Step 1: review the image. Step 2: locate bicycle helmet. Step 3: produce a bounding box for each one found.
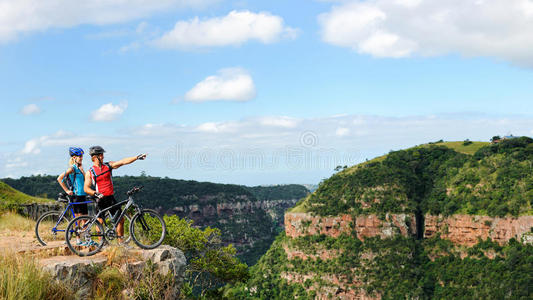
[89,146,105,156]
[69,147,84,157]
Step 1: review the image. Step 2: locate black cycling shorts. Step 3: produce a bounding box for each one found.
[73,195,88,215]
[97,195,121,219]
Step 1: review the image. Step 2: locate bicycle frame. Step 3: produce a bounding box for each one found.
[51,199,93,234]
[87,195,144,232]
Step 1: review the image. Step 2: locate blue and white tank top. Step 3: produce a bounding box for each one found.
[68,164,86,196]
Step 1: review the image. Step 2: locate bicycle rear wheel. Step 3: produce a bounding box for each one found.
[35,211,70,246]
[66,216,105,256]
[130,209,166,249]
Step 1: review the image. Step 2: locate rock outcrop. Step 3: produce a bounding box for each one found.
[424,214,533,246]
[40,245,186,298]
[285,212,417,240]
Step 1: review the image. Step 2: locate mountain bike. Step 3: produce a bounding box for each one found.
[34,193,132,246]
[65,186,166,256]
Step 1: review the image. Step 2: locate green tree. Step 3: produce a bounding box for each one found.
[160,216,249,298]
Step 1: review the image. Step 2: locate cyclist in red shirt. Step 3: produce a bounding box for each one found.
[83,146,146,242]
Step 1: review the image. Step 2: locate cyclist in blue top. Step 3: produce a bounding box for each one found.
[57,147,88,218]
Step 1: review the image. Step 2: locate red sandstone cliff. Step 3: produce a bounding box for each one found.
[285,212,417,240]
[424,214,533,246]
[285,212,533,246]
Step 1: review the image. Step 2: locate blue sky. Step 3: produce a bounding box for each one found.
[1,0,533,185]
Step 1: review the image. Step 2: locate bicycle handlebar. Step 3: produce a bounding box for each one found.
[126,186,144,196]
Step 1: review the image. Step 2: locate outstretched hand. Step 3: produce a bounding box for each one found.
[137,154,147,160]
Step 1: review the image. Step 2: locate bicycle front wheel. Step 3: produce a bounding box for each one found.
[35,211,70,246]
[66,216,105,256]
[130,209,166,249]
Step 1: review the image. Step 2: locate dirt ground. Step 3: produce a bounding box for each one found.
[0,228,66,253]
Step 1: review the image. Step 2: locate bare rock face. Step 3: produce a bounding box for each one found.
[40,245,186,298]
[285,212,417,240]
[286,212,533,247]
[424,214,533,246]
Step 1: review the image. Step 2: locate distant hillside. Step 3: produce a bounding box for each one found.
[245,185,309,201]
[0,181,50,209]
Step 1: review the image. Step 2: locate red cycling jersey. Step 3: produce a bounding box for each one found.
[89,162,114,196]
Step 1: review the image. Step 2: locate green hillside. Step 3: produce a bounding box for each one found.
[293,138,532,217]
[0,181,50,209]
[226,138,533,299]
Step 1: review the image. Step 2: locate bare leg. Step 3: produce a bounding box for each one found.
[74,213,86,227]
[96,217,104,243]
[117,217,124,243]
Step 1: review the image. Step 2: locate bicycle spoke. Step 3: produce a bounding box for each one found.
[66,216,105,256]
[35,211,69,246]
[131,209,166,249]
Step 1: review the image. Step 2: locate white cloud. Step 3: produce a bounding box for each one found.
[91,102,128,122]
[20,130,76,155]
[0,0,217,43]
[185,68,256,102]
[153,10,298,49]
[4,113,533,183]
[336,127,350,137]
[319,0,533,66]
[258,116,299,128]
[119,41,141,53]
[5,157,28,169]
[22,139,41,154]
[196,122,221,133]
[20,104,41,115]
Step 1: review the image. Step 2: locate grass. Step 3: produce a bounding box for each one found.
[288,195,311,213]
[419,141,489,155]
[92,267,126,300]
[0,251,74,300]
[0,181,51,209]
[0,211,34,233]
